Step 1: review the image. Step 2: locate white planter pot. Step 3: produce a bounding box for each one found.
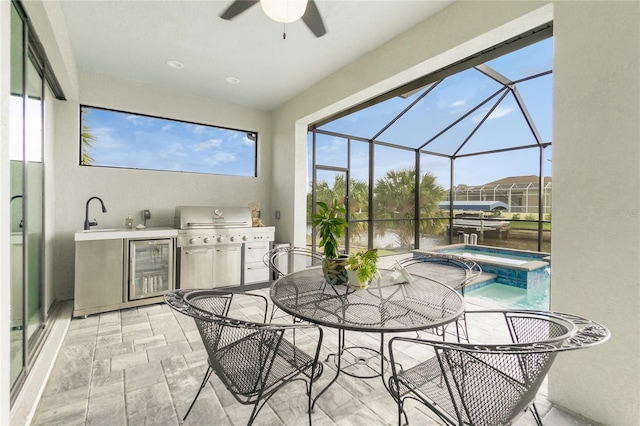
[347,269,369,290]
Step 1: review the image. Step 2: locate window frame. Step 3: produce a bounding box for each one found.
[79,105,259,177]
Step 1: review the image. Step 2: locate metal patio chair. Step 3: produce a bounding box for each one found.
[264,246,324,323]
[165,289,324,425]
[387,309,610,426]
[264,246,324,279]
[399,254,481,341]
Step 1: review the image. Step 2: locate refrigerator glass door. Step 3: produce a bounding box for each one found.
[129,239,174,300]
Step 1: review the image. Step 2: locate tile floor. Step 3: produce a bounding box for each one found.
[31,260,597,426]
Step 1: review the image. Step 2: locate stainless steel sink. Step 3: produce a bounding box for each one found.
[82,228,125,233]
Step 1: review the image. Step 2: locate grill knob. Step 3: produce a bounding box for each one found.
[242,235,249,241]
[217,236,224,243]
[203,237,210,243]
[230,236,236,242]
[189,238,197,244]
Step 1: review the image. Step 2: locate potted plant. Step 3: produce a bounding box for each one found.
[346,249,379,289]
[311,199,349,285]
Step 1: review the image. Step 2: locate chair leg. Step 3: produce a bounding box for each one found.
[397,399,409,426]
[530,403,544,426]
[181,365,213,424]
[456,314,469,343]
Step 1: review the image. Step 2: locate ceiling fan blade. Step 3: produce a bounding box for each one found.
[220,0,259,20]
[302,0,326,37]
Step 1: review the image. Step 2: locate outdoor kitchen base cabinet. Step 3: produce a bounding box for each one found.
[73,228,177,318]
[243,241,271,284]
[178,245,242,289]
[74,239,124,317]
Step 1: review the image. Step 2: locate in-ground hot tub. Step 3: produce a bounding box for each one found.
[414,244,550,290]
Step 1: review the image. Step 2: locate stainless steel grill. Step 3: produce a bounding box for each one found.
[174,206,274,289]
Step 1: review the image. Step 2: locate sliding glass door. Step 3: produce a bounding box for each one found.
[9,1,45,397]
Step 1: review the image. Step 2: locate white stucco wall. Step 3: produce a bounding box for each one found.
[51,71,273,300]
[272,1,639,423]
[550,1,639,422]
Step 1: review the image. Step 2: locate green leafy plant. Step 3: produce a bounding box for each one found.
[311,199,348,259]
[347,249,379,283]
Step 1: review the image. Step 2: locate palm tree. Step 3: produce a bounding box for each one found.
[348,178,368,248]
[81,107,96,165]
[373,168,446,247]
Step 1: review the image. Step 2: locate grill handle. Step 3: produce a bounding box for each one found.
[186,222,250,228]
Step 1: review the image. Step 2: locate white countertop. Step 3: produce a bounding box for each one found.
[74,227,178,242]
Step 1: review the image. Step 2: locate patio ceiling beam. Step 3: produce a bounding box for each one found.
[474,64,513,87]
[451,142,551,159]
[512,86,545,145]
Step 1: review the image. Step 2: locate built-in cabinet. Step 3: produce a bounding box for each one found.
[243,241,271,284]
[73,228,177,317]
[74,239,124,316]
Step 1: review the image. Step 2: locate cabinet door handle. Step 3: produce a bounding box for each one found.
[185,248,212,255]
[216,247,239,253]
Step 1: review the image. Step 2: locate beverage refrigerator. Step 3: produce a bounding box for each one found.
[127,238,174,300]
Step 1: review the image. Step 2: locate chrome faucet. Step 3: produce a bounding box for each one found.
[84,196,108,230]
[11,195,24,228]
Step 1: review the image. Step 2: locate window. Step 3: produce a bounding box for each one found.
[80,106,257,177]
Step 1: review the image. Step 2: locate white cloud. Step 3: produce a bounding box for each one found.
[194,139,222,151]
[450,100,466,108]
[209,152,236,165]
[472,106,513,123]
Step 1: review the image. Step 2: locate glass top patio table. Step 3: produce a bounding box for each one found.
[269,267,465,333]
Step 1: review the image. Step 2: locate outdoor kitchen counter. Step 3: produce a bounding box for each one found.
[74,227,178,242]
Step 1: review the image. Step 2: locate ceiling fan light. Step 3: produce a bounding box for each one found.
[261,0,308,23]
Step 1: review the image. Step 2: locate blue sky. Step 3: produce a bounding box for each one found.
[82,107,256,177]
[311,37,554,189]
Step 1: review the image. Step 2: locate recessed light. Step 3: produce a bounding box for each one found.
[167,60,184,69]
[225,76,240,84]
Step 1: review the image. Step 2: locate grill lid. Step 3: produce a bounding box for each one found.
[174,206,252,229]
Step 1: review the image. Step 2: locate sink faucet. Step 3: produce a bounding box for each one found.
[84,196,108,230]
[11,195,23,228]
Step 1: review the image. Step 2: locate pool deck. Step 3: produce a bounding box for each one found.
[415,244,549,272]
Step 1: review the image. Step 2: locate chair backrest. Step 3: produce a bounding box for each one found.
[400,254,480,293]
[184,291,285,400]
[436,343,557,424]
[389,309,609,426]
[264,246,324,278]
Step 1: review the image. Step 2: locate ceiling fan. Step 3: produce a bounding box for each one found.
[220,0,327,38]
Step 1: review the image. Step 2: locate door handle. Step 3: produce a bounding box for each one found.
[185,248,212,255]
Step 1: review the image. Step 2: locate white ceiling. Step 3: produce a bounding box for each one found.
[58,0,453,111]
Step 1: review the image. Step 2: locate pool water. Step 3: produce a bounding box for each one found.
[466,280,550,310]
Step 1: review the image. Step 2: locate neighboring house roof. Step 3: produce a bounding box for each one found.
[482,175,552,186]
[438,201,509,211]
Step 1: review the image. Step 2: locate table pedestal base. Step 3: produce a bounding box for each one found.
[313,330,389,410]
[328,345,389,379]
